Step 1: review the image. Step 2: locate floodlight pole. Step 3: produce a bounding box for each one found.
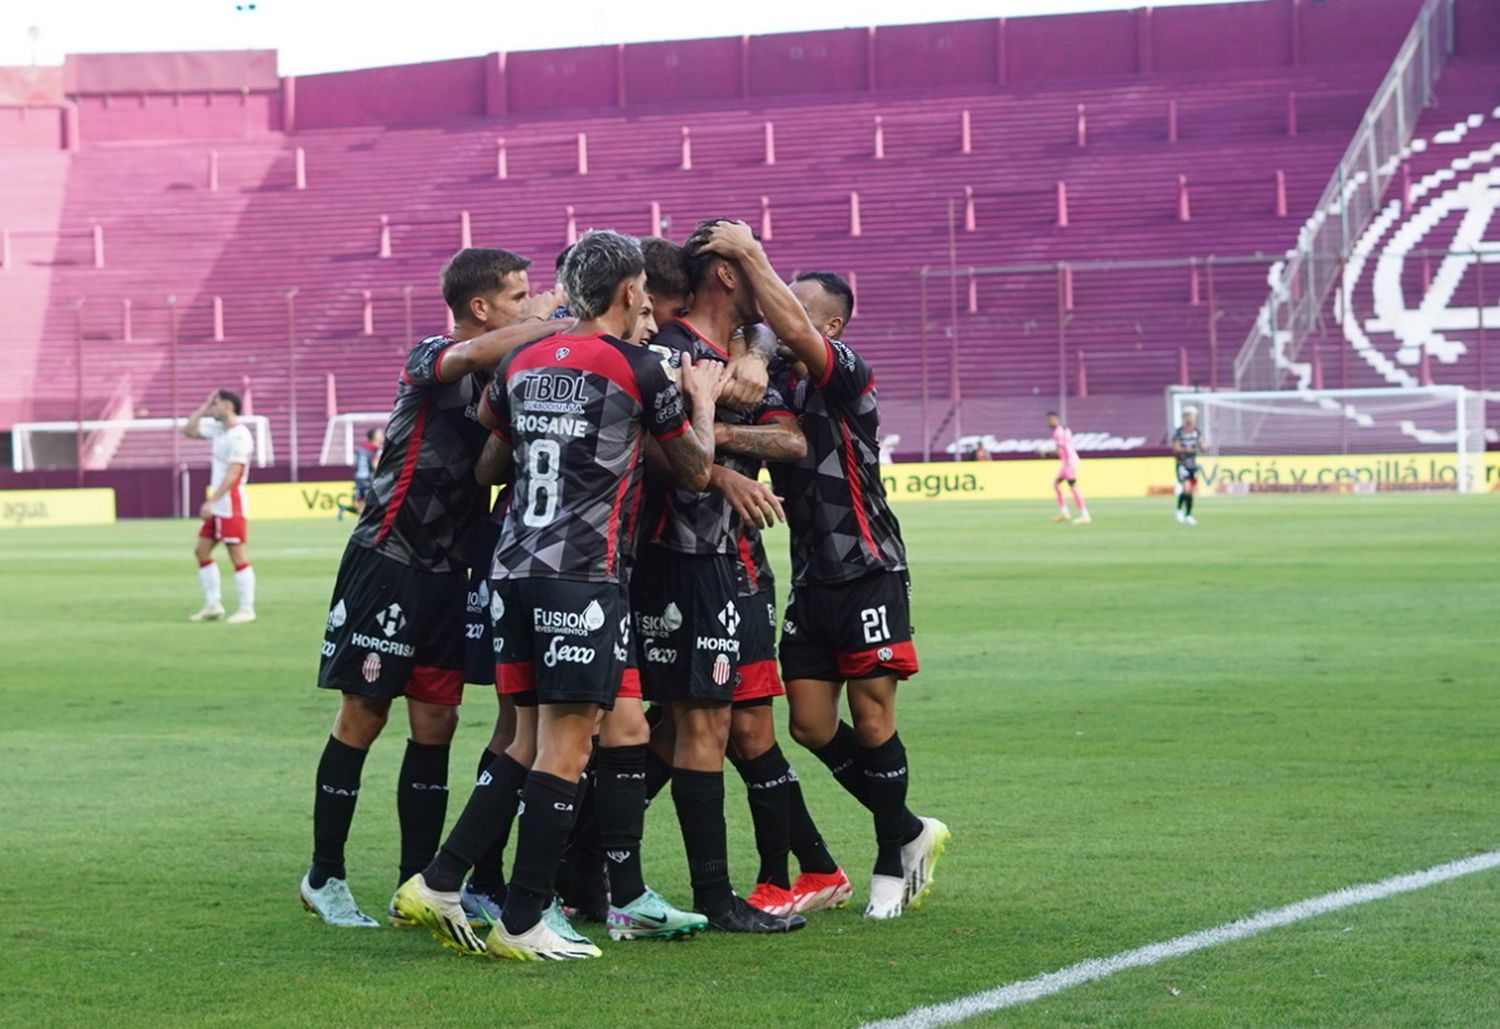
[947,199,963,454]
[168,295,181,496]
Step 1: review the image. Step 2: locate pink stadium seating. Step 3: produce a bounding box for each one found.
[1,0,1494,468]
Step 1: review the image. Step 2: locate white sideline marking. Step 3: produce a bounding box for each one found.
[862,849,1500,1029]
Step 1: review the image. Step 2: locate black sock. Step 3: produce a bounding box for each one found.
[671,768,733,911]
[732,745,793,889]
[396,739,450,886]
[310,735,368,888]
[787,773,839,876]
[500,771,579,935]
[857,733,912,878]
[425,753,527,892]
[1184,492,1195,516]
[1177,491,1186,511]
[558,760,605,896]
[595,744,648,905]
[644,747,673,802]
[812,721,922,842]
[811,721,870,807]
[466,748,506,897]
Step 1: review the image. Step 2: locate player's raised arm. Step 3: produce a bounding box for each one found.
[695,220,829,380]
[656,353,727,491]
[182,390,219,439]
[435,286,567,382]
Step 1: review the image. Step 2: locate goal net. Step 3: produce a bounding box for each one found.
[320,412,391,466]
[1168,387,1487,493]
[11,416,274,472]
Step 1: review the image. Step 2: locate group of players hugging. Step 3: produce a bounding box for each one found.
[298,218,950,962]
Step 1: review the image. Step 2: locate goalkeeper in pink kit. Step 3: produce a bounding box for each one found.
[1045,412,1090,524]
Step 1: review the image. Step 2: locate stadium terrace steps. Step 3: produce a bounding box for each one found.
[10,56,1479,464]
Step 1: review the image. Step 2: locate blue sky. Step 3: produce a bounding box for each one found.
[0,0,1258,77]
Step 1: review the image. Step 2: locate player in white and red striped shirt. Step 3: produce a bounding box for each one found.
[183,389,258,623]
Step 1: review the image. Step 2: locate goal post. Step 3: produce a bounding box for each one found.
[320,412,391,466]
[11,416,275,472]
[1168,387,1487,494]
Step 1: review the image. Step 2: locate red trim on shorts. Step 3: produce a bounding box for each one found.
[496,661,537,695]
[376,398,428,545]
[617,667,642,700]
[836,641,919,681]
[733,659,784,701]
[840,419,881,564]
[736,535,760,592]
[404,665,463,706]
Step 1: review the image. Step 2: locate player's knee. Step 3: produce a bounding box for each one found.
[788,713,834,751]
[333,696,390,748]
[850,708,895,749]
[729,710,774,761]
[409,702,459,744]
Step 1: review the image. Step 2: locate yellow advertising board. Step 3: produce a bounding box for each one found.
[878,453,1500,502]
[244,481,364,519]
[245,452,1500,520]
[0,488,116,528]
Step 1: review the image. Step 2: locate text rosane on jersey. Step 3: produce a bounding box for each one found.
[484,333,689,584]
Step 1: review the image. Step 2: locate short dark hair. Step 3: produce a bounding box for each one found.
[441,248,532,320]
[564,230,645,320]
[792,271,854,325]
[641,237,689,299]
[682,219,758,290]
[216,390,242,415]
[365,427,380,441]
[1046,410,1059,418]
[554,245,574,276]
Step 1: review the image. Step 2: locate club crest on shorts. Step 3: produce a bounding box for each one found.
[361,651,382,683]
[877,646,895,663]
[712,652,733,686]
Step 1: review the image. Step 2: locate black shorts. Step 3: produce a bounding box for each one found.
[779,569,919,684]
[463,571,497,686]
[735,587,783,704]
[1177,460,1199,484]
[318,543,465,706]
[353,477,374,502]
[631,549,741,704]
[494,577,628,707]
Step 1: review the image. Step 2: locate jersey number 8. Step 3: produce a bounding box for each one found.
[522,439,562,528]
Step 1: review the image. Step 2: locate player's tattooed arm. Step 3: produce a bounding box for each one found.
[709,465,785,530]
[475,435,514,486]
[436,287,569,382]
[719,325,775,411]
[715,415,807,463]
[696,221,829,380]
[181,390,218,439]
[658,354,730,491]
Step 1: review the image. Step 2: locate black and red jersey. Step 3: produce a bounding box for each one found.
[350,335,490,574]
[770,338,907,587]
[645,319,792,556]
[483,332,689,584]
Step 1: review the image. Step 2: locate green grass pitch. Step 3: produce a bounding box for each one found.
[2,494,1497,1026]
